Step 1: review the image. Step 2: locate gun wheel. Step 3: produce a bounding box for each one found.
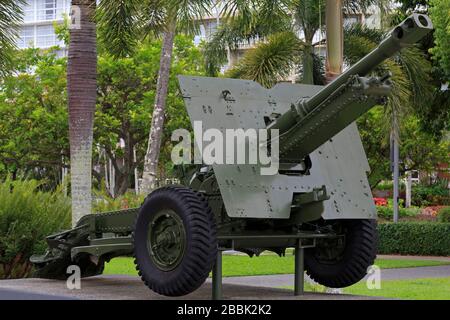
[305,219,377,288]
[133,186,217,297]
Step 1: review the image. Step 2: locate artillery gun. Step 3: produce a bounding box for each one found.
[31,14,433,297]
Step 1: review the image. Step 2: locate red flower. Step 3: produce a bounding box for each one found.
[374,198,388,206]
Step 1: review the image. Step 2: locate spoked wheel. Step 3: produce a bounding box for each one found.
[133,186,217,297]
[304,219,378,288]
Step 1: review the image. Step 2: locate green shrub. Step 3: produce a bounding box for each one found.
[376,206,393,218]
[376,199,421,219]
[0,178,71,278]
[377,222,450,256]
[437,207,450,223]
[93,189,146,213]
[376,181,406,191]
[411,181,450,207]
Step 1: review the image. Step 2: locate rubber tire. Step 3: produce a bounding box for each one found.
[133,186,217,297]
[305,219,378,288]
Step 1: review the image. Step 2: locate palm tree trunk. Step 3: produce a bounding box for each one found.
[302,43,315,84]
[67,0,97,226]
[140,21,177,194]
[323,0,344,294]
[325,0,344,82]
[391,112,400,223]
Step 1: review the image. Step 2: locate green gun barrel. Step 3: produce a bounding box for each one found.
[268,13,433,162]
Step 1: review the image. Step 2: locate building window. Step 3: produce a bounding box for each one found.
[18,26,35,48]
[204,20,218,40]
[37,0,57,21]
[22,2,35,23]
[36,25,57,47]
[344,14,362,27]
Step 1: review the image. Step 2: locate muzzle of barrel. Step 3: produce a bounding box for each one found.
[380,13,433,56]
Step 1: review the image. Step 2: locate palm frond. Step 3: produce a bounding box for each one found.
[220,0,255,27]
[220,0,290,33]
[202,34,228,77]
[203,11,291,76]
[172,0,214,35]
[97,0,142,58]
[396,46,433,110]
[343,0,390,14]
[344,23,433,140]
[293,0,324,40]
[226,31,304,88]
[0,0,24,77]
[139,0,168,37]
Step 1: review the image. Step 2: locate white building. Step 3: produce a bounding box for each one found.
[15,0,381,69]
[17,0,70,50]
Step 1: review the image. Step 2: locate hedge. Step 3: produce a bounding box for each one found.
[0,178,70,279]
[437,207,450,223]
[377,222,450,256]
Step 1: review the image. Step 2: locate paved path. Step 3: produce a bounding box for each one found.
[1,261,448,300]
[377,255,450,262]
[0,288,76,300]
[222,265,450,289]
[0,275,382,300]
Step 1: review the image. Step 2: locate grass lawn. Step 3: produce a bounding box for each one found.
[103,254,450,277]
[343,277,450,300]
[283,277,450,300]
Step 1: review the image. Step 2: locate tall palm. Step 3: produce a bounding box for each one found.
[68,0,98,226]
[98,0,215,194]
[206,0,388,85]
[325,0,343,81]
[325,0,391,80]
[97,0,288,194]
[0,0,24,77]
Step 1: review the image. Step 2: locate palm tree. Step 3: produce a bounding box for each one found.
[0,0,24,77]
[97,0,289,194]
[98,0,215,194]
[206,0,389,85]
[325,0,343,81]
[205,0,326,85]
[324,0,385,81]
[68,0,98,226]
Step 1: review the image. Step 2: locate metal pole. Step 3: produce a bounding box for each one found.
[212,250,222,300]
[133,146,139,195]
[405,170,412,208]
[392,115,400,223]
[294,241,305,296]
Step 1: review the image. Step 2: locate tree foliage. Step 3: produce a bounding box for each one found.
[225,32,304,87]
[358,107,449,188]
[393,0,450,137]
[0,0,24,77]
[94,35,205,195]
[0,36,205,195]
[0,48,68,185]
[97,0,215,59]
[429,0,450,80]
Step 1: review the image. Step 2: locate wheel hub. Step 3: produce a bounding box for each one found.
[147,210,186,271]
